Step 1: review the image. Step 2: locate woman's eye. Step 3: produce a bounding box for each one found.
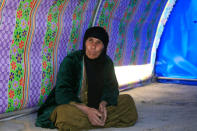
[96,41,102,44]
[88,39,93,42]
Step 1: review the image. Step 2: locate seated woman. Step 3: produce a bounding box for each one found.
[36,26,138,131]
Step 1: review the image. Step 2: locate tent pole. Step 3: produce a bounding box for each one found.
[157,77,197,81]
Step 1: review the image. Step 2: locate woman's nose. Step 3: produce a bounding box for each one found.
[91,42,96,48]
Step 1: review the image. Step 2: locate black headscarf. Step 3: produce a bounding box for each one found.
[83,26,109,109]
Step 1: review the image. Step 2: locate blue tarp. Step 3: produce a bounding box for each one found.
[155,0,197,84]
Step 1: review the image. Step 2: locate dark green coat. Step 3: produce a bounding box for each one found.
[35,50,119,128]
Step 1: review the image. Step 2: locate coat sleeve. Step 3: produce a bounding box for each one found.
[55,55,81,105]
[101,59,119,106]
[35,54,82,128]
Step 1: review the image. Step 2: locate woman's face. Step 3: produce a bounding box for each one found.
[85,37,104,59]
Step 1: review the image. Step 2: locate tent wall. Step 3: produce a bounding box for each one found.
[0,0,168,114]
[155,0,197,84]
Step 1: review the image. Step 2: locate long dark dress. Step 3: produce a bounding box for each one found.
[49,51,138,130]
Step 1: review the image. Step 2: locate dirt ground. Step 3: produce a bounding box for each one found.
[119,82,197,131]
[0,82,197,131]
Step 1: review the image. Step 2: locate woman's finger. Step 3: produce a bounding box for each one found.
[99,104,102,112]
[90,114,104,126]
[88,108,104,126]
[103,107,107,122]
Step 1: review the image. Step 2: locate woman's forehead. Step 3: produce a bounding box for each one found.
[87,37,103,42]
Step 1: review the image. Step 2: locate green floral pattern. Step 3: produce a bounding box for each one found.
[39,0,67,105]
[97,0,119,30]
[7,0,32,112]
[66,0,90,53]
[114,0,137,65]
